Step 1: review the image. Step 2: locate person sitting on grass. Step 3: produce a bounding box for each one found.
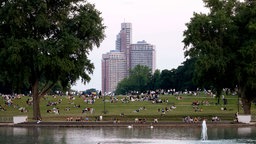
[26,98,32,105]
[160,108,166,116]
[113,117,120,124]
[75,117,82,121]
[183,116,193,123]
[234,112,238,123]
[52,107,59,114]
[211,116,221,122]
[66,117,73,121]
[221,107,227,111]
[193,117,199,123]
[5,99,12,107]
[170,105,176,110]
[65,107,70,111]
[165,107,169,111]
[18,107,28,113]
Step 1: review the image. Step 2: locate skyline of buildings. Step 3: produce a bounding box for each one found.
[102,22,156,94]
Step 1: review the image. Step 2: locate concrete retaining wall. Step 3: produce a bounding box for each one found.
[13,116,28,124]
[237,115,251,124]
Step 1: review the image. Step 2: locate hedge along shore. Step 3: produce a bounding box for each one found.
[0,121,256,127]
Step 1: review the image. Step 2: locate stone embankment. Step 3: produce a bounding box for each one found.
[0,121,255,127]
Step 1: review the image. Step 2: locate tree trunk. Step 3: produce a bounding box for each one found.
[239,86,252,115]
[32,79,42,120]
[241,97,251,114]
[216,88,222,105]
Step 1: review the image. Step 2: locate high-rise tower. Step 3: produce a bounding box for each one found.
[102,22,156,94]
[102,23,132,94]
[116,23,132,52]
[116,23,132,73]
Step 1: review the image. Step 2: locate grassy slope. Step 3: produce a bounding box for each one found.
[0,93,255,122]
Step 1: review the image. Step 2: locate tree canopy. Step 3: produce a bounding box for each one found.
[183,0,256,114]
[0,0,105,119]
[115,63,197,95]
[115,65,152,95]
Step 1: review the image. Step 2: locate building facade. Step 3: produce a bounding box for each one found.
[102,51,127,94]
[102,22,156,94]
[129,40,156,73]
[116,23,132,52]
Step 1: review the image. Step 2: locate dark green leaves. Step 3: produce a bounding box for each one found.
[0,0,105,92]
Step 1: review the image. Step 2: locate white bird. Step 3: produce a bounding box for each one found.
[37,120,41,124]
[150,125,154,129]
[128,125,133,128]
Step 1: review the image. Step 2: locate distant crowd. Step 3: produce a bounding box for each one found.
[0,88,238,123]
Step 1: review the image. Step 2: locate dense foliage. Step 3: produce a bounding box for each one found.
[0,0,105,119]
[183,0,256,114]
[115,62,197,95]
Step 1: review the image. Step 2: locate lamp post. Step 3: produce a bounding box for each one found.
[103,58,107,114]
[103,94,106,114]
[237,93,239,113]
[236,85,239,113]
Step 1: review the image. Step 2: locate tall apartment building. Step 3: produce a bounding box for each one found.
[116,23,132,73]
[116,23,132,52]
[102,51,127,94]
[102,22,156,94]
[102,23,132,94]
[129,40,156,72]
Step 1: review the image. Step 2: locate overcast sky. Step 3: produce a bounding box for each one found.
[72,0,208,91]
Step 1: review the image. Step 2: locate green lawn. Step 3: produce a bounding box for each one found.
[0,93,255,122]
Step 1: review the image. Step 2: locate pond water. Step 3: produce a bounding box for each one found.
[0,126,256,144]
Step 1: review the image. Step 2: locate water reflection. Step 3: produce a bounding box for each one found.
[0,126,256,144]
[238,127,251,136]
[13,127,27,136]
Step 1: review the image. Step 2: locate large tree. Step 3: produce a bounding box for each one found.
[183,0,256,114]
[159,69,175,91]
[175,58,197,91]
[0,0,105,120]
[115,65,152,94]
[129,65,152,93]
[149,69,161,90]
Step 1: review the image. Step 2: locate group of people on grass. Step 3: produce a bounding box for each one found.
[158,105,177,116]
[1,94,29,113]
[0,90,231,123]
[183,116,221,123]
